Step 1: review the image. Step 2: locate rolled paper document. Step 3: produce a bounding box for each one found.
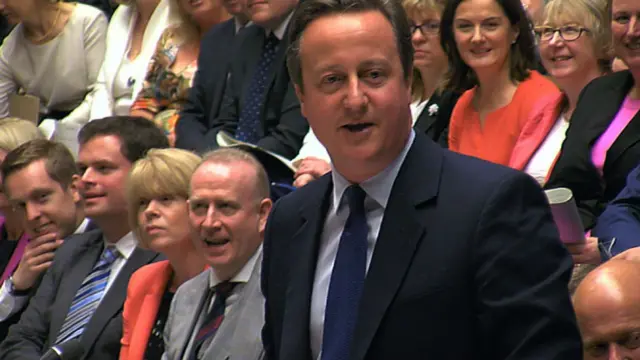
[544,188,586,243]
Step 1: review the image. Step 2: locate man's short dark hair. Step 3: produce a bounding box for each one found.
[1,139,79,194]
[286,0,413,91]
[78,116,170,164]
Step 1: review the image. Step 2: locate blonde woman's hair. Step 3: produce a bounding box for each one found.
[0,118,45,153]
[402,0,448,102]
[541,0,613,72]
[168,0,230,44]
[127,148,202,247]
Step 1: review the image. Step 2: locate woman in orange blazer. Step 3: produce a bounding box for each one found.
[508,0,611,185]
[120,148,206,360]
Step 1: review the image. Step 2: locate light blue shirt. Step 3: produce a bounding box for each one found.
[309,130,416,359]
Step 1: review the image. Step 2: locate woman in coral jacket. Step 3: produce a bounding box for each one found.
[442,0,560,166]
[120,148,205,360]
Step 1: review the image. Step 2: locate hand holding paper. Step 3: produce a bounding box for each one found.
[544,188,586,244]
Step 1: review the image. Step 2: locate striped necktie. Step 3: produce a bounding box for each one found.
[190,281,237,360]
[55,246,119,345]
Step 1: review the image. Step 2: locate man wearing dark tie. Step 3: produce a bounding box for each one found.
[178,0,308,159]
[175,0,251,152]
[261,1,582,359]
[162,148,271,360]
[0,116,169,360]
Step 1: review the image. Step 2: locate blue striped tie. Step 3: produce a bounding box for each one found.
[55,246,119,344]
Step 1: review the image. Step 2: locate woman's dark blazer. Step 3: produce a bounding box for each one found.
[546,70,640,230]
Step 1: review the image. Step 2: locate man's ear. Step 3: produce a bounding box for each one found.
[258,198,273,235]
[69,174,82,203]
[294,83,306,118]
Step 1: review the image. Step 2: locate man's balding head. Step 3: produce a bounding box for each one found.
[574,260,640,359]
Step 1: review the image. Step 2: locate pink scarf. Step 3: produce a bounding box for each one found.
[0,216,30,284]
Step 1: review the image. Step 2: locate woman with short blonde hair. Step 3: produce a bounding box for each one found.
[0,118,44,153]
[121,148,205,360]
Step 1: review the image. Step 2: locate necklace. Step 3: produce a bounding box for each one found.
[26,5,63,44]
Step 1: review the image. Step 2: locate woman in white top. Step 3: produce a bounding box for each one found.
[61,0,178,126]
[0,0,107,120]
[508,0,612,185]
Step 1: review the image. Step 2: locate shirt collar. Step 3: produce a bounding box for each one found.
[235,18,251,34]
[331,130,416,211]
[104,231,137,260]
[266,9,294,41]
[74,218,90,234]
[208,245,262,289]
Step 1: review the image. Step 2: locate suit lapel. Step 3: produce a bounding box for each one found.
[49,232,104,345]
[281,176,332,360]
[80,247,159,351]
[179,272,214,360]
[603,74,640,173]
[240,27,266,106]
[350,135,443,360]
[413,94,440,135]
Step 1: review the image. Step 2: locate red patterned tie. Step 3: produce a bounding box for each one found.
[190,281,236,360]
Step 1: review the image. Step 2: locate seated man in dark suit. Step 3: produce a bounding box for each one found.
[163,148,271,360]
[584,164,640,261]
[261,1,582,359]
[0,139,93,340]
[0,117,169,360]
[175,0,250,152]
[176,0,308,159]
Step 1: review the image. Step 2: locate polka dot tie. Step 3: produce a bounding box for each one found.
[235,33,280,144]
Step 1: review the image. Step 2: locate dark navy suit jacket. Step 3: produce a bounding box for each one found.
[593,163,640,257]
[262,133,582,360]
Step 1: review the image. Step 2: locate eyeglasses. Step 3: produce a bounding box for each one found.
[534,25,590,42]
[410,20,441,36]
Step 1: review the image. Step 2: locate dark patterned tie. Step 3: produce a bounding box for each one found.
[190,281,237,360]
[235,33,280,144]
[55,246,119,344]
[321,185,369,360]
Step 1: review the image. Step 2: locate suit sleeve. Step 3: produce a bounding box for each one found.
[545,78,609,230]
[261,198,283,360]
[592,164,640,256]
[473,172,582,359]
[174,45,216,152]
[255,80,308,159]
[0,258,62,359]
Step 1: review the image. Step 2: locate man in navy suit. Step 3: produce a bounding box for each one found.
[261,1,582,359]
[176,0,251,152]
[0,140,93,340]
[589,164,640,260]
[0,117,168,360]
[176,0,307,159]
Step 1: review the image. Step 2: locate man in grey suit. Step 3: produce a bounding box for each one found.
[162,148,272,360]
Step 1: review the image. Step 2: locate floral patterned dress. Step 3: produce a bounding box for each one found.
[131,27,197,140]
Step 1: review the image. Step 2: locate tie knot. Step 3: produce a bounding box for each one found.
[215,281,237,299]
[344,185,366,214]
[100,246,119,267]
[265,33,280,49]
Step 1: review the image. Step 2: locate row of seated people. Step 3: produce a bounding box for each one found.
[1,0,640,358]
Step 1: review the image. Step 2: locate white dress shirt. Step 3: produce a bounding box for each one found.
[104,231,137,294]
[0,218,91,321]
[309,131,416,359]
[524,114,569,186]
